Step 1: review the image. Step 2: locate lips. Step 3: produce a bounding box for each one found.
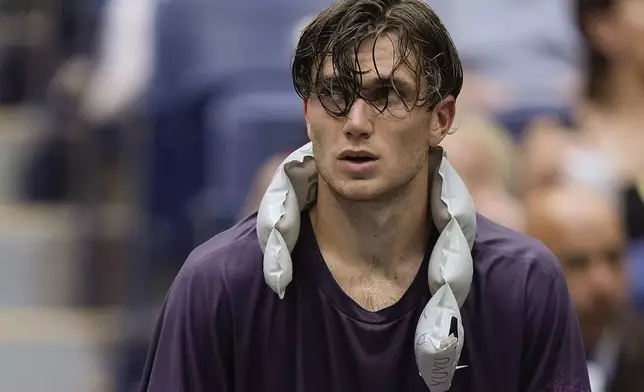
[338,150,378,163]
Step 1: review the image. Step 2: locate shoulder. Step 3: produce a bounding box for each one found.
[473,213,562,284]
[171,214,266,302]
[473,219,590,391]
[471,214,567,315]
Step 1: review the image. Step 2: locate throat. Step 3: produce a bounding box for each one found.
[324,252,425,312]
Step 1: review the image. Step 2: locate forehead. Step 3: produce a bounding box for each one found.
[319,34,417,82]
[547,199,623,254]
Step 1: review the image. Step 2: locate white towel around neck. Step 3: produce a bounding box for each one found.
[256,142,476,391]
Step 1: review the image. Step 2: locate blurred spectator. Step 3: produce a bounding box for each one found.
[20,0,142,202]
[525,184,644,392]
[519,117,621,201]
[574,0,644,242]
[438,111,525,231]
[80,0,154,124]
[0,0,104,105]
[21,56,95,201]
[521,0,644,243]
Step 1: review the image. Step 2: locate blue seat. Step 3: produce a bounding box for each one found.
[146,0,330,235]
[202,69,300,196]
[151,0,331,111]
[495,105,574,139]
[207,88,308,223]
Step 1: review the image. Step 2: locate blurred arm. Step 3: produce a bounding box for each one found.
[81,0,155,123]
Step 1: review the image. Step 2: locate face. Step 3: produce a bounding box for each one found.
[546,203,628,345]
[593,0,644,69]
[617,0,644,67]
[303,34,455,201]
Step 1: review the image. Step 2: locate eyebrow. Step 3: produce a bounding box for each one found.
[315,74,416,92]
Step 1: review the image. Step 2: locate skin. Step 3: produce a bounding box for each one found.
[525,185,629,351]
[303,34,456,312]
[582,0,644,118]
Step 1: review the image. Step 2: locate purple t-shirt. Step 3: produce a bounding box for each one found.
[140,212,591,392]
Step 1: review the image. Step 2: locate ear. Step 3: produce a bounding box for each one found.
[304,100,313,140]
[429,96,456,146]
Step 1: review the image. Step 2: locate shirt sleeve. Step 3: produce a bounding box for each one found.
[140,257,234,392]
[519,248,592,392]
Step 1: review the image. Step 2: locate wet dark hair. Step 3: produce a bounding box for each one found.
[575,0,615,103]
[292,0,463,117]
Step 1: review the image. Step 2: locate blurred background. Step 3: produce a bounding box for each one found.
[0,0,643,391]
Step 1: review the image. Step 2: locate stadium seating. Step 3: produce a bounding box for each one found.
[495,105,574,138]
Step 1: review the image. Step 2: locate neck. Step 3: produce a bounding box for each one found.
[579,64,644,126]
[310,164,431,270]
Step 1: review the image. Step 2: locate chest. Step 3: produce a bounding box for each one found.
[323,257,421,312]
[230,285,521,392]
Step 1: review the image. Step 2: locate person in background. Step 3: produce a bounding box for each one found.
[526,184,644,392]
[574,0,644,243]
[519,0,644,312]
[80,0,155,124]
[521,0,644,242]
[440,112,525,231]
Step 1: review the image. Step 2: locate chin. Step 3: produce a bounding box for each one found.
[329,179,394,201]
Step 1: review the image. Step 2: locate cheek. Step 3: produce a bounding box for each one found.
[384,133,429,177]
[565,278,589,308]
[620,7,644,57]
[309,127,333,167]
[396,120,431,160]
[622,4,644,30]
[614,267,629,298]
[310,132,324,157]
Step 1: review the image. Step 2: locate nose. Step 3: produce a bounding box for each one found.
[342,98,374,139]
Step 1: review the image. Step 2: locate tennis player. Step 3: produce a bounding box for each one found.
[140,1,591,391]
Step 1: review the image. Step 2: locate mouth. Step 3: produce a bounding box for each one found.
[342,156,377,163]
[338,151,378,163]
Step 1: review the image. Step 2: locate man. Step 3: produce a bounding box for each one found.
[140,1,591,391]
[525,185,644,392]
[520,0,644,241]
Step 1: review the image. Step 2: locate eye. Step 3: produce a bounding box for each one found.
[363,85,401,103]
[380,86,401,103]
[315,87,350,116]
[317,87,346,104]
[604,248,623,267]
[562,254,589,272]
